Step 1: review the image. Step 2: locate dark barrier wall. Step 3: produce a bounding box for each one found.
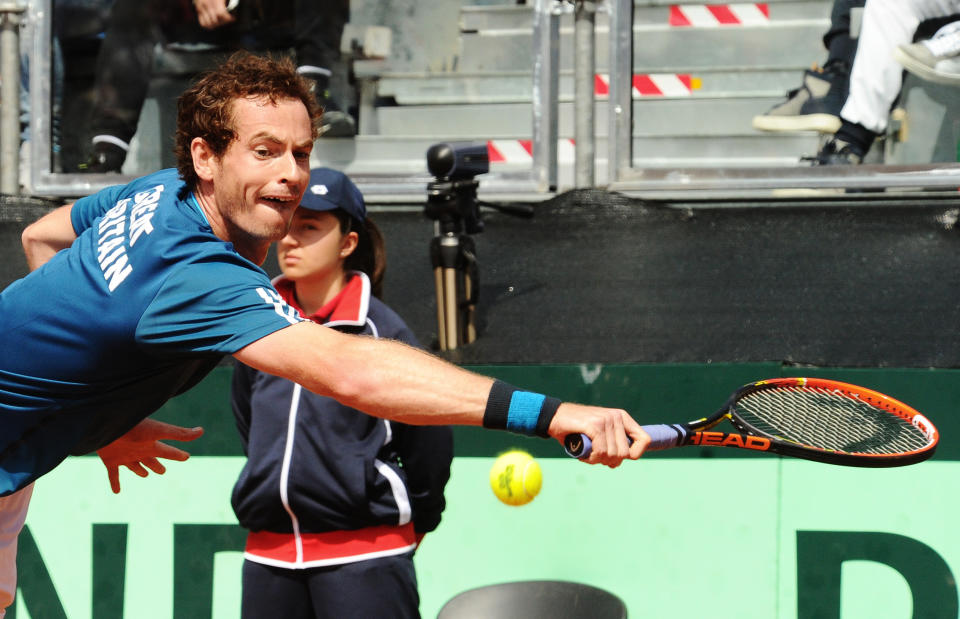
[4,191,960,366]
[375,191,960,367]
[0,197,55,291]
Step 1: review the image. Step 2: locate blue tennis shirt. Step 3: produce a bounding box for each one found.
[0,169,303,495]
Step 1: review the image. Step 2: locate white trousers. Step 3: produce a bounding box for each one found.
[0,484,33,618]
[842,0,960,132]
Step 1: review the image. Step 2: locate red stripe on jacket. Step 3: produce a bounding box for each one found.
[245,522,418,568]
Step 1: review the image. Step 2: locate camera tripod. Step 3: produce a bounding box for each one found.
[426,176,482,351]
[424,142,533,351]
[426,177,533,351]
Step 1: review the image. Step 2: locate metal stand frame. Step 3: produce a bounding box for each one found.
[431,224,478,351]
[0,1,24,195]
[532,0,632,188]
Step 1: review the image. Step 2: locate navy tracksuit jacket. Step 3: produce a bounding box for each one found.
[231,272,453,568]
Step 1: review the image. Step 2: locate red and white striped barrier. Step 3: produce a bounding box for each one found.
[595,73,699,97]
[669,3,769,27]
[487,140,576,165]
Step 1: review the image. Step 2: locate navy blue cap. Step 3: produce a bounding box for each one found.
[300,167,366,223]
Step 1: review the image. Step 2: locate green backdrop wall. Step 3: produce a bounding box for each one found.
[10,362,960,618]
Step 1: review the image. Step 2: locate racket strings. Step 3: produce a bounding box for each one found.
[732,386,929,455]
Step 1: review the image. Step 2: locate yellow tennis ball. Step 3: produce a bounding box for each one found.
[490,449,542,506]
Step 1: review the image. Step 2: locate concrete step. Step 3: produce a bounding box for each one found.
[312,134,818,172]
[326,133,822,199]
[371,97,797,138]
[377,68,803,104]
[456,20,827,72]
[459,0,832,32]
[311,135,820,178]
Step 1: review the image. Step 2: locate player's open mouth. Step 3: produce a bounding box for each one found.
[261,196,298,212]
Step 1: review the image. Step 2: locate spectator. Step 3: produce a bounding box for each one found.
[1,51,645,616]
[79,0,354,174]
[753,0,864,134]
[231,167,452,619]
[810,0,960,165]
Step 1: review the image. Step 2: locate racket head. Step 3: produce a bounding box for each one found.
[723,378,938,467]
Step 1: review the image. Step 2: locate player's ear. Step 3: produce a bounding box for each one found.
[191,137,216,182]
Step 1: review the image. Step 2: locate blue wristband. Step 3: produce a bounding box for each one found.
[483,380,562,438]
[505,391,544,434]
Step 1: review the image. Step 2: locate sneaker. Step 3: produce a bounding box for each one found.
[319,110,357,137]
[894,21,960,86]
[752,62,848,133]
[78,141,126,173]
[298,69,358,138]
[805,137,862,166]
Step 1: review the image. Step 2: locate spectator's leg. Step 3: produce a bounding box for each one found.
[752,0,863,134]
[304,553,421,619]
[294,0,356,137]
[823,0,865,68]
[240,560,312,619]
[840,0,926,136]
[816,0,960,164]
[293,0,349,82]
[80,0,168,172]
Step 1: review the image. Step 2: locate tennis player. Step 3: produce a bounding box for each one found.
[0,51,647,615]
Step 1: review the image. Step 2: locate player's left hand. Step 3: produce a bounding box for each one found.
[96,419,204,493]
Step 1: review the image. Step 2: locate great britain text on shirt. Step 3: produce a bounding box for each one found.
[95,184,164,292]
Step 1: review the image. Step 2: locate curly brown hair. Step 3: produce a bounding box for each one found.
[174,51,322,190]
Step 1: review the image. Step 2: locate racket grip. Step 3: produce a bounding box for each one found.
[563,434,593,458]
[563,424,684,458]
[642,424,685,450]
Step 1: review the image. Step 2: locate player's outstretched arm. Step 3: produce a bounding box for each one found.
[235,322,646,467]
[96,419,204,494]
[21,203,77,271]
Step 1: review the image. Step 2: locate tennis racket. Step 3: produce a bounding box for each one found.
[564,377,938,467]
